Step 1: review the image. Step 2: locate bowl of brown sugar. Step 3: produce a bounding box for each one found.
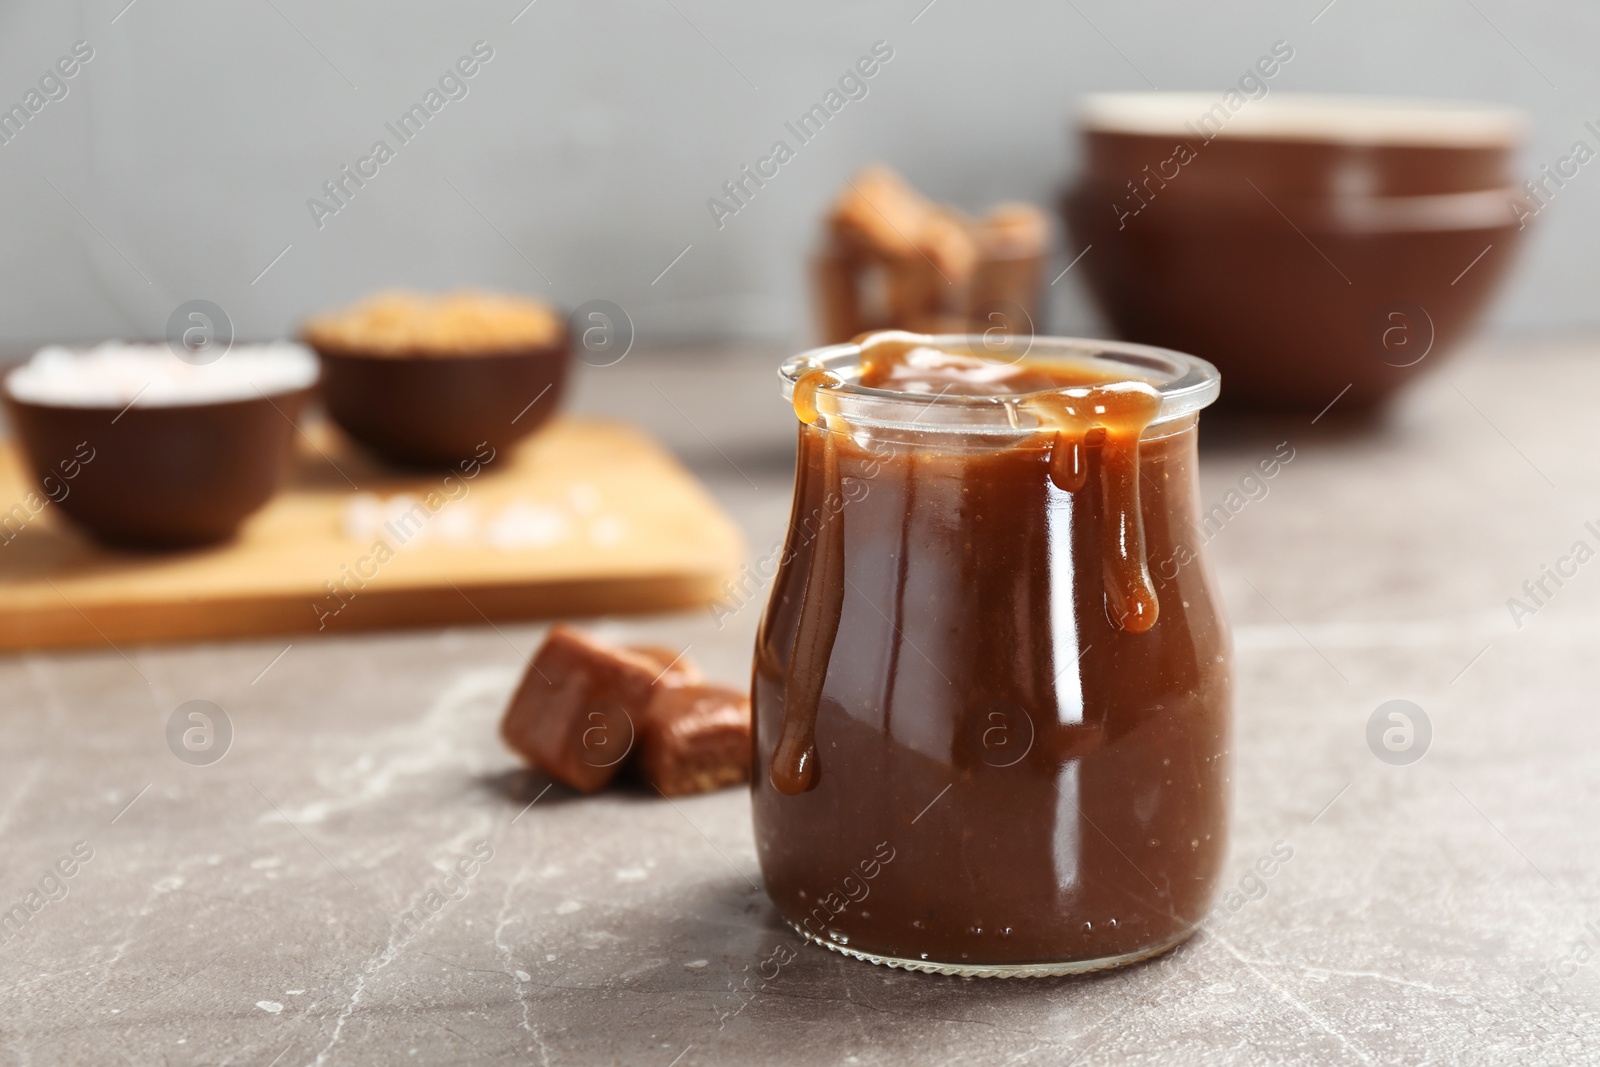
[302,290,570,467]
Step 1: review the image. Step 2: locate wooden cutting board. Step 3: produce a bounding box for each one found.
[0,417,744,651]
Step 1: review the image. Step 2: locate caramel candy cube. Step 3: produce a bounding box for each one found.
[500,625,662,793]
[917,206,979,286]
[637,685,752,797]
[974,202,1051,261]
[828,165,933,261]
[627,645,702,686]
[820,165,981,339]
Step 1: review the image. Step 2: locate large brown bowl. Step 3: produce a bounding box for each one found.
[3,386,313,549]
[1064,93,1529,412]
[310,338,570,467]
[1063,183,1524,412]
[1078,93,1524,198]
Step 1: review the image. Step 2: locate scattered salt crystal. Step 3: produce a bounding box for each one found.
[433,504,479,543]
[487,502,569,549]
[589,516,626,547]
[342,493,618,552]
[343,494,385,541]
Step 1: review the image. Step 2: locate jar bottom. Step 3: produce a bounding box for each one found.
[787,920,1197,978]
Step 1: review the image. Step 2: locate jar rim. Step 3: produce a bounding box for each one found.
[778,334,1221,435]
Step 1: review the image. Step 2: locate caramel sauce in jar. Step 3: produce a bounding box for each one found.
[754,332,1231,975]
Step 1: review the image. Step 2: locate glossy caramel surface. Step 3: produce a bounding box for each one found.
[756,335,1231,967]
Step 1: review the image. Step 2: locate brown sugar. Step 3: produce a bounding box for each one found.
[303,290,563,357]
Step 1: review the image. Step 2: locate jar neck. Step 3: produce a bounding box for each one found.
[804,410,1199,452]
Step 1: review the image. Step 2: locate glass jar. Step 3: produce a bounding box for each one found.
[751,334,1230,977]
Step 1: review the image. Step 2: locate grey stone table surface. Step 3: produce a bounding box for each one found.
[4,338,1600,1066]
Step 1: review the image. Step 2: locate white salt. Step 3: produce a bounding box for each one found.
[5,341,318,408]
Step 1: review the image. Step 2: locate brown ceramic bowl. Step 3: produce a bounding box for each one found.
[1078,93,1524,198]
[310,338,571,467]
[3,351,315,549]
[1064,93,1529,412]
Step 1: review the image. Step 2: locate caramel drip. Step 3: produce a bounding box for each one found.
[771,426,846,795]
[1096,426,1159,631]
[770,343,920,792]
[1025,384,1162,633]
[792,367,840,426]
[772,364,851,792]
[1047,427,1098,494]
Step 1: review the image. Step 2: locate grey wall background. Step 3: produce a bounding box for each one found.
[0,0,1595,349]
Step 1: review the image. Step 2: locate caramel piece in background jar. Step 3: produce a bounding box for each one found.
[821,166,952,339]
[816,166,1044,342]
[827,165,936,261]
